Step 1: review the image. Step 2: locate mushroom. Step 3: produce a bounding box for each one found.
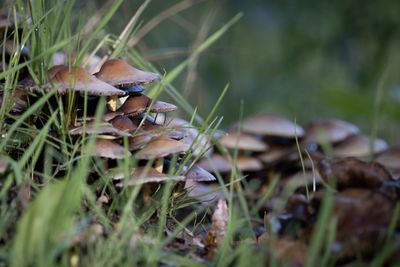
[197,154,263,173]
[303,118,360,145]
[109,115,137,133]
[117,94,177,116]
[69,122,132,139]
[112,167,185,186]
[134,137,190,173]
[184,164,216,182]
[197,154,232,174]
[317,158,392,190]
[167,118,213,157]
[333,135,388,158]
[235,156,263,172]
[89,139,131,159]
[49,66,125,96]
[219,132,268,152]
[258,146,294,165]
[311,188,395,260]
[374,146,400,178]
[241,114,305,138]
[95,59,159,111]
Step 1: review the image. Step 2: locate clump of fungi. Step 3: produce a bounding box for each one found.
[197,114,400,265]
[1,34,216,202]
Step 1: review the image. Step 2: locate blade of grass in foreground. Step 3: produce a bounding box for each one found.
[306,189,334,267]
[11,177,83,267]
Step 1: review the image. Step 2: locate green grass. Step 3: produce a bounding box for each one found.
[0,1,399,267]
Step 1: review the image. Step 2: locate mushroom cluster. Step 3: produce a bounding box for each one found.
[8,56,216,190]
[196,114,400,264]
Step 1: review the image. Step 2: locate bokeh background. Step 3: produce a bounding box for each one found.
[24,0,400,142]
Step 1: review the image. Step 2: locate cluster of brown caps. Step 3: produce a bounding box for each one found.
[1,9,215,189]
[9,57,217,186]
[197,114,400,264]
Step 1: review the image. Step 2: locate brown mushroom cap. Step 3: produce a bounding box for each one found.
[184,165,216,182]
[375,146,400,170]
[197,154,232,173]
[317,158,392,190]
[127,122,184,150]
[375,146,400,178]
[113,167,185,186]
[316,188,395,259]
[283,171,322,192]
[49,66,125,96]
[128,134,157,150]
[117,94,177,116]
[109,115,137,133]
[258,146,293,164]
[333,135,388,158]
[76,112,124,125]
[96,59,159,87]
[219,132,268,152]
[134,137,190,160]
[304,118,360,144]
[167,118,213,157]
[69,122,132,138]
[236,156,263,172]
[89,139,131,159]
[47,65,66,79]
[242,114,305,138]
[197,154,262,173]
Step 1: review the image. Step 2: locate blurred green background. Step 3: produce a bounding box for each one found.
[121,0,400,143]
[13,0,400,142]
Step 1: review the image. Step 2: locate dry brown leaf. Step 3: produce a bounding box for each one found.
[205,199,228,248]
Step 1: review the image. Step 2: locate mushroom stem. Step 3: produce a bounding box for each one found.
[154,158,164,173]
[107,96,118,111]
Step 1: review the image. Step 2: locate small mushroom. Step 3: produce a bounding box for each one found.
[134,137,190,160]
[128,134,157,151]
[235,156,263,172]
[317,158,392,190]
[258,146,293,164]
[197,154,232,174]
[95,59,159,111]
[311,188,395,260]
[375,146,400,178]
[50,66,125,96]
[241,114,305,138]
[304,118,360,145]
[198,154,262,173]
[184,165,216,182]
[96,59,159,87]
[117,94,177,116]
[333,135,388,158]
[112,167,185,186]
[69,122,132,138]
[109,115,137,133]
[167,118,213,157]
[89,139,131,159]
[219,132,268,152]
